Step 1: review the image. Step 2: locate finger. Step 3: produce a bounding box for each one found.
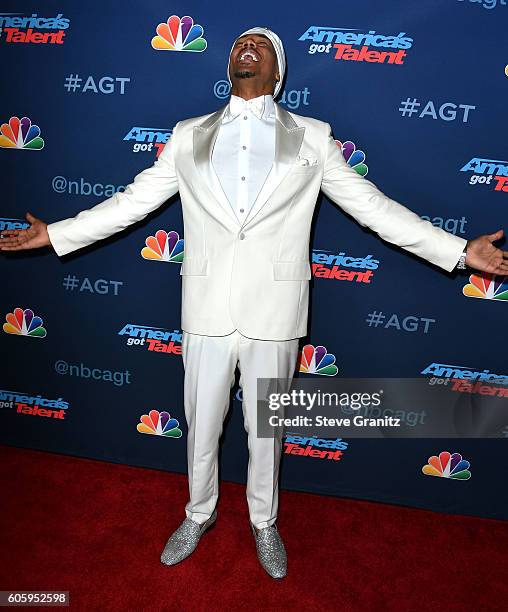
[0,236,27,246]
[0,230,21,237]
[487,229,504,242]
[25,212,37,223]
[0,243,31,251]
[492,252,508,264]
[0,232,25,241]
[492,261,508,273]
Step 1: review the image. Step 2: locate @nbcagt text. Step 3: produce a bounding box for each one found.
[267,389,402,427]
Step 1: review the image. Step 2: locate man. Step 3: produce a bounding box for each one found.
[1,26,507,580]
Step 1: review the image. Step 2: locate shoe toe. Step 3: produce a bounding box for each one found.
[160,541,192,565]
[254,527,287,579]
[160,520,201,566]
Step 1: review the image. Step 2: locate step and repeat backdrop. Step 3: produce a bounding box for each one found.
[2,1,507,520]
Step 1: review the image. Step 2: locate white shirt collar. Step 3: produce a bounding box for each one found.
[224,94,276,123]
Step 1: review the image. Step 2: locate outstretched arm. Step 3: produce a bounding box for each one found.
[1,123,181,256]
[320,124,507,274]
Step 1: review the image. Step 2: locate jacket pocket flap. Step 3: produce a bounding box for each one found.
[273,260,311,280]
[180,256,208,276]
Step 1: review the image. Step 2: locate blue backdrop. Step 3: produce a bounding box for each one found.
[2,1,507,520]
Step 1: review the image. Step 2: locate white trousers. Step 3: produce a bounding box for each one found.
[181,329,300,529]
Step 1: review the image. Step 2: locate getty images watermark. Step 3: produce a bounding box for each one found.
[256,377,508,438]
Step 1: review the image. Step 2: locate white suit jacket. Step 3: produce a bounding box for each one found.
[47,103,467,340]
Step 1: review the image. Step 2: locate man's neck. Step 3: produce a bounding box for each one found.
[231,84,274,101]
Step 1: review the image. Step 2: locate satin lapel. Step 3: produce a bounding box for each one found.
[193,105,241,227]
[241,104,305,229]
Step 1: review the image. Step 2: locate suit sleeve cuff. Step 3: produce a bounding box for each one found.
[47,219,79,257]
[442,233,468,272]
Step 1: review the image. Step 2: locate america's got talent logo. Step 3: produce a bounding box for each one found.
[299,26,413,65]
[0,12,70,45]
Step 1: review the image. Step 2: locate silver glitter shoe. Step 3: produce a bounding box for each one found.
[251,523,287,579]
[160,510,217,566]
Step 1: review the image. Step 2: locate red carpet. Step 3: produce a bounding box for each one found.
[1,445,507,611]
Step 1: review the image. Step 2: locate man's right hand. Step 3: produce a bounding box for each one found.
[0,212,51,251]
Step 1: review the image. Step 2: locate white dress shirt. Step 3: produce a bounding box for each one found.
[211,94,276,223]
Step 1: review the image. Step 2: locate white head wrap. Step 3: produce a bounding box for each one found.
[227,27,286,98]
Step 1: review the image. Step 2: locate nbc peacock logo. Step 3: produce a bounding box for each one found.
[463,272,508,302]
[137,410,182,438]
[141,230,184,263]
[3,307,47,338]
[0,116,44,150]
[422,451,471,480]
[336,140,368,176]
[151,15,207,52]
[298,344,338,376]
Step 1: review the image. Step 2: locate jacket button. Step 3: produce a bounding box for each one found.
[239,232,245,240]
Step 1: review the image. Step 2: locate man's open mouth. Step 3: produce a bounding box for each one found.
[237,49,261,64]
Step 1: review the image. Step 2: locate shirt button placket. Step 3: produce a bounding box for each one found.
[239,111,249,219]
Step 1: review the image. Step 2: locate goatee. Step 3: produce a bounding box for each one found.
[233,70,256,79]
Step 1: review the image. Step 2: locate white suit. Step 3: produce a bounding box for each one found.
[47,102,467,528]
[47,103,467,340]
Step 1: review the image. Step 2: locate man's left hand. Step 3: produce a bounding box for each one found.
[465,229,508,275]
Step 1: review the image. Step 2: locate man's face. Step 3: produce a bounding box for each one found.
[229,34,279,90]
